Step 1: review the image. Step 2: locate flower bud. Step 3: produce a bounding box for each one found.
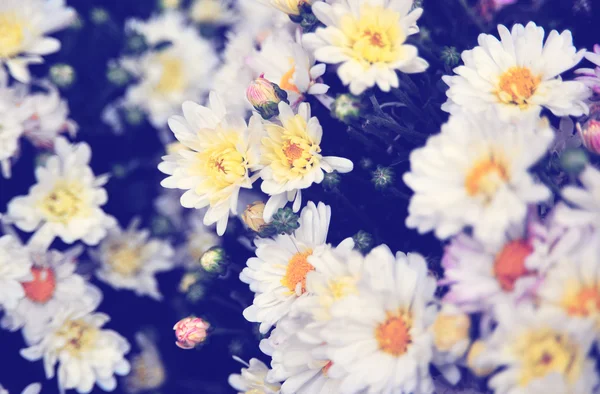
[271,207,300,235]
[560,148,588,175]
[49,64,75,88]
[173,317,210,349]
[246,76,289,119]
[160,0,181,9]
[199,246,228,274]
[90,7,109,24]
[352,230,373,253]
[431,307,471,354]
[440,46,460,67]
[331,94,362,124]
[372,166,395,190]
[242,202,268,232]
[467,340,494,376]
[322,171,341,191]
[578,119,600,155]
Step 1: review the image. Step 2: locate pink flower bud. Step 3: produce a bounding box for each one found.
[246,75,289,119]
[173,317,210,349]
[578,118,600,155]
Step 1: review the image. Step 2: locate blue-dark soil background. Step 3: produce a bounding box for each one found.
[0,0,597,393]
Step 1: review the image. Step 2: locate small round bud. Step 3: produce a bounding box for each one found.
[359,157,373,170]
[49,64,75,88]
[440,46,460,67]
[173,317,210,349]
[107,62,130,86]
[246,76,289,119]
[331,94,362,124]
[150,215,171,236]
[90,8,110,24]
[467,340,494,377]
[271,207,300,235]
[578,119,600,155]
[372,166,395,189]
[242,202,268,233]
[160,0,181,9]
[199,246,228,274]
[125,107,144,126]
[179,272,199,293]
[322,171,341,191]
[560,148,588,175]
[127,34,147,53]
[431,307,471,355]
[352,231,373,253]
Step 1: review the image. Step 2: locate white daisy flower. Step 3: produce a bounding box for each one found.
[0,383,41,394]
[248,30,329,106]
[1,242,102,346]
[121,12,218,128]
[5,137,116,249]
[403,110,553,246]
[240,201,332,334]
[260,316,340,394]
[0,0,75,83]
[302,0,428,95]
[158,92,263,235]
[123,332,166,394]
[90,220,174,300]
[259,101,353,221]
[189,0,237,26]
[228,357,281,394]
[472,303,598,394]
[0,235,33,311]
[442,22,590,120]
[318,244,437,393]
[20,302,131,394]
[555,165,600,228]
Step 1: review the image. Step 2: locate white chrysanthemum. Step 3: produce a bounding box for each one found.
[403,110,553,246]
[1,243,102,345]
[555,165,600,228]
[260,316,340,394]
[228,357,281,394]
[240,201,332,333]
[121,12,218,128]
[158,92,262,235]
[90,220,174,300]
[0,235,32,311]
[189,0,236,25]
[472,303,598,394]
[0,383,41,394]
[20,303,131,394]
[318,244,437,393]
[249,30,329,105]
[5,137,116,248]
[123,332,166,394]
[303,0,428,95]
[259,102,353,221]
[0,0,74,83]
[442,22,590,120]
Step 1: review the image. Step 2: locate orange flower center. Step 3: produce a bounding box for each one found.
[22,267,57,303]
[497,66,541,107]
[565,287,600,317]
[281,250,314,293]
[375,312,412,356]
[364,30,385,47]
[493,239,533,292]
[282,142,304,165]
[465,154,509,198]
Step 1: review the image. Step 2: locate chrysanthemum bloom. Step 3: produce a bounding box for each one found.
[257,0,313,16]
[259,102,353,220]
[472,303,597,393]
[575,44,600,96]
[404,110,553,246]
[20,303,131,393]
[240,202,332,333]
[248,31,329,106]
[578,116,600,155]
[303,0,428,95]
[5,137,116,248]
[1,242,102,345]
[121,12,218,128]
[158,92,263,235]
[555,165,600,228]
[0,0,74,83]
[90,220,174,300]
[442,22,590,120]
[319,245,437,393]
[123,332,166,394]
[228,357,281,394]
[173,317,210,349]
[0,235,33,311]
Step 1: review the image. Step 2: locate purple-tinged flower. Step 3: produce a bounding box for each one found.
[575,44,600,96]
[173,317,210,349]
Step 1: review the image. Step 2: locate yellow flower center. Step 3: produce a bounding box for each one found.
[107,244,143,276]
[280,58,301,94]
[22,267,56,304]
[465,153,509,199]
[0,14,26,58]
[38,181,88,224]
[563,286,600,319]
[281,250,314,294]
[55,319,99,356]
[375,311,412,356]
[191,0,224,22]
[493,239,533,292]
[432,312,470,352]
[517,329,582,387]
[155,54,185,94]
[340,5,406,64]
[262,115,321,183]
[329,276,359,300]
[496,67,541,107]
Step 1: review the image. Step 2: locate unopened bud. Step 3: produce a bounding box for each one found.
[440,46,460,67]
[200,246,228,274]
[560,148,588,175]
[173,316,210,349]
[578,119,600,155]
[49,64,75,88]
[372,166,395,190]
[331,94,361,124]
[352,231,373,253]
[246,76,289,119]
[322,171,341,191]
[242,202,268,232]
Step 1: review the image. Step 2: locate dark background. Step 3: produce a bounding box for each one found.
[0,0,596,393]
